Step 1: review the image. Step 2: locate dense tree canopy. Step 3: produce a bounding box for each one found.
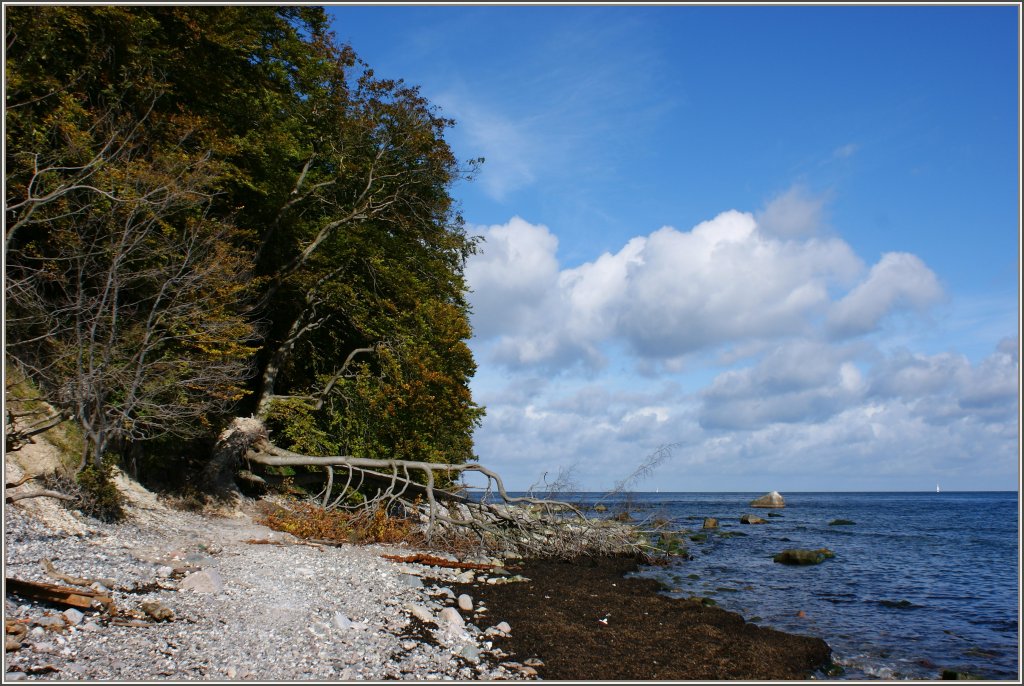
[5,6,484,484]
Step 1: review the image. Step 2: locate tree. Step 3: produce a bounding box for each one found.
[5,94,258,469]
[5,6,482,486]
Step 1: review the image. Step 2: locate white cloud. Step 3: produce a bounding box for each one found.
[697,340,866,430]
[436,94,537,200]
[469,338,1018,491]
[464,216,560,342]
[755,185,829,238]
[827,252,944,338]
[833,142,860,159]
[468,210,865,368]
[463,209,1013,492]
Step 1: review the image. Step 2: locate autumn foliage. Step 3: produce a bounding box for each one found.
[5,6,483,495]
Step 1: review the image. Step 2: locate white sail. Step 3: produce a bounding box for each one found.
[936,484,941,493]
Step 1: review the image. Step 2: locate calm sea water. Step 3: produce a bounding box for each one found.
[509,491,1020,680]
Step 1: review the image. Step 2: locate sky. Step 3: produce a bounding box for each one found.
[326,4,1021,492]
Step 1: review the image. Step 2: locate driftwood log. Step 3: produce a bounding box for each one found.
[5,578,114,611]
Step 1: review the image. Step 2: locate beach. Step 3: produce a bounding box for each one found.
[4,447,834,681]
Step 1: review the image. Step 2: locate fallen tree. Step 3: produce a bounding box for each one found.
[205,417,664,560]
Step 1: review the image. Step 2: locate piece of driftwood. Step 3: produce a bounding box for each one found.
[40,558,116,589]
[5,489,78,504]
[244,537,323,550]
[243,538,284,546]
[5,474,39,488]
[5,577,114,611]
[381,553,496,570]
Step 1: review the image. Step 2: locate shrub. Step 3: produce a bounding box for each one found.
[41,457,127,522]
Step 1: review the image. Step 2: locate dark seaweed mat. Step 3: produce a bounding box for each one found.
[456,556,832,681]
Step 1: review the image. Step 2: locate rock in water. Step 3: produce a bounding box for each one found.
[739,514,767,524]
[773,548,834,565]
[750,491,785,508]
[702,518,719,529]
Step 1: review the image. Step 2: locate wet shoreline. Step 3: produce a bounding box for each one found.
[452,554,834,680]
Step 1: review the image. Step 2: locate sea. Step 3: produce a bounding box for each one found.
[508,491,1020,681]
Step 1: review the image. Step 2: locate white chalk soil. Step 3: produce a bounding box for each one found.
[3,435,531,681]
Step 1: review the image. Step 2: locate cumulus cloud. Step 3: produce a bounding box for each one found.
[827,252,944,338]
[464,216,560,340]
[755,185,829,238]
[463,208,1012,491]
[697,340,867,430]
[469,337,1018,490]
[696,337,1017,435]
[468,211,872,368]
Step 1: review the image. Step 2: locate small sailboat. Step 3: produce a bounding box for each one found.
[936,484,941,494]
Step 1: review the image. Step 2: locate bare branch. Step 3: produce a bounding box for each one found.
[6,489,80,504]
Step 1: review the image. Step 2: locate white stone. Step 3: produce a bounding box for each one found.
[457,594,473,612]
[179,569,224,593]
[333,611,353,631]
[401,574,423,588]
[495,621,511,634]
[438,607,464,629]
[406,603,434,624]
[62,608,84,626]
[460,645,481,664]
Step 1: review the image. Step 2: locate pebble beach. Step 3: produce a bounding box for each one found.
[3,450,537,682]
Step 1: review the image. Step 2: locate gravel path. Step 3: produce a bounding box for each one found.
[3,470,535,681]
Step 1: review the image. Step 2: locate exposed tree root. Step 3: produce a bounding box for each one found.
[210,417,660,560]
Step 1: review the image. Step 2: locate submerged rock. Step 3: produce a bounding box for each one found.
[740,514,767,525]
[750,491,785,508]
[829,519,856,526]
[941,669,983,680]
[878,599,920,609]
[773,548,835,565]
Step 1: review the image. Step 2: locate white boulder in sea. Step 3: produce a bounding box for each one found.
[750,491,785,508]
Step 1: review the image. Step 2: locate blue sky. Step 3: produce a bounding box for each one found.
[327,4,1020,492]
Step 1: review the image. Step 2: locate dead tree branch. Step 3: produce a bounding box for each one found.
[5,489,80,504]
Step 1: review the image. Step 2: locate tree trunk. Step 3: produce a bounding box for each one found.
[202,417,268,495]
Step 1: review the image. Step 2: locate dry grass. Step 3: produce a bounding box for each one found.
[254,498,424,545]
